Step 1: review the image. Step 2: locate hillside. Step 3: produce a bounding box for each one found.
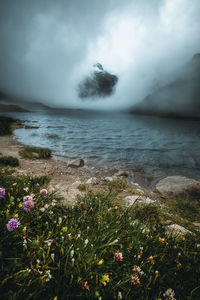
[131,54,200,119]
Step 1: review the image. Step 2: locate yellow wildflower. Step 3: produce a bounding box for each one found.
[101,274,110,286]
[114,206,119,210]
[97,259,104,265]
[14,213,18,218]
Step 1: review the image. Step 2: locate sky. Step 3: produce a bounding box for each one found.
[0,0,200,110]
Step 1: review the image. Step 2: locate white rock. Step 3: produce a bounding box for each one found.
[86,177,97,184]
[68,158,84,168]
[156,176,200,199]
[72,180,82,186]
[165,224,192,237]
[123,195,155,207]
[105,176,113,182]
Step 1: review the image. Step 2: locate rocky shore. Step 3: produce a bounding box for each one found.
[1,121,200,236]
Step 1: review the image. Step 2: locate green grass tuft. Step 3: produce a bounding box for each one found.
[0,116,15,135]
[0,155,19,167]
[19,146,52,159]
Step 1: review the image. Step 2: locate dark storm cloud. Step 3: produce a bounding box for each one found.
[0,0,200,111]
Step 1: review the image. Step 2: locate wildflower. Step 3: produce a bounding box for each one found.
[51,199,57,206]
[70,250,74,257]
[72,258,75,266]
[7,218,20,231]
[23,195,33,201]
[155,270,159,275]
[84,239,89,245]
[0,188,5,198]
[44,204,49,209]
[26,268,31,273]
[132,266,141,274]
[131,275,141,286]
[51,253,55,261]
[101,274,110,286]
[40,189,48,195]
[97,259,104,265]
[163,288,176,300]
[77,233,81,238]
[14,213,18,218]
[45,270,52,281]
[58,217,62,224]
[147,256,155,264]
[81,280,89,290]
[23,187,29,192]
[114,206,119,210]
[182,236,186,241]
[49,210,53,215]
[118,291,123,299]
[159,237,165,243]
[114,252,123,261]
[23,226,27,232]
[23,199,34,211]
[40,207,45,212]
[62,226,67,232]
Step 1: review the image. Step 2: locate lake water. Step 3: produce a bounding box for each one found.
[9,110,200,180]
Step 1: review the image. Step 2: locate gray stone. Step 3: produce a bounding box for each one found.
[86,177,97,184]
[115,171,129,177]
[156,176,200,199]
[68,158,84,168]
[165,224,192,237]
[123,195,155,207]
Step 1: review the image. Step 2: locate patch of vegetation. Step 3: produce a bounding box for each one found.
[0,155,19,167]
[19,146,52,159]
[78,183,87,191]
[107,178,128,192]
[167,199,200,222]
[0,170,200,299]
[0,116,15,135]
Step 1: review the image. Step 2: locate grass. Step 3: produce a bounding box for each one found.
[19,147,52,159]
[78,184,87,191]
[0,116,16,135]
[0,155,19,167]
[107,178,128,192]
[0,168,200,299]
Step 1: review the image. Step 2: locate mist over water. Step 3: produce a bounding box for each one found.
[0,0,200,111]
[10,111,200,181]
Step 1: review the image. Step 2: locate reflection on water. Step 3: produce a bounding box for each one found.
[8,109,200,180]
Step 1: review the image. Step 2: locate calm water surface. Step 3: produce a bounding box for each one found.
[9,110,200,180]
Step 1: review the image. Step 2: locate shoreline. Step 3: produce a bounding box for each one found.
[0,122,154,205]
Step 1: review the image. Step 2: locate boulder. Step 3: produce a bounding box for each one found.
[155,176,200,199]
[68,158,84,168]
[123,195,155,207]
[86,177,97,184]
[165,224,192,237]
[115,170,129,177]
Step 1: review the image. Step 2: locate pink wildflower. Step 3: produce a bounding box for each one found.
[114,252,123,261]
[132,265,141,274]
[7,218,20,231]
[23,195,33,201]
[147,256,155,264]
[131,275,141,286]
[23,199,35,211]
[40,189,48,195]
[163,288,176,300]
[0,187,5,198]
[81,281,89,290]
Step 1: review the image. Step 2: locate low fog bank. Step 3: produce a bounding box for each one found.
[130,53,200,118]
[0,0,200,115]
